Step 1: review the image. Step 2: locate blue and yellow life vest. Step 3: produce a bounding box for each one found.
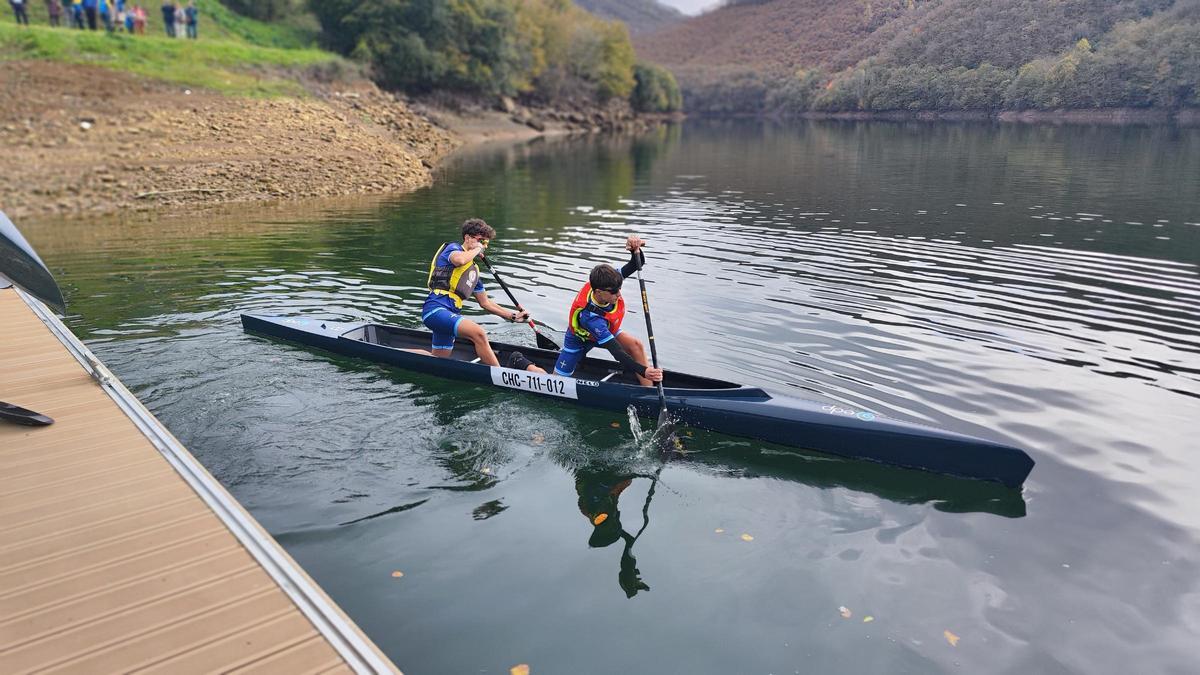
[427,243,480,309]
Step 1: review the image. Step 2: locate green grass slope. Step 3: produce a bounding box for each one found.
[0,1,344,96]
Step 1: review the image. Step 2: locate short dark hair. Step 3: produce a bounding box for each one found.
[589,264,623,292]
[461,218,495,240]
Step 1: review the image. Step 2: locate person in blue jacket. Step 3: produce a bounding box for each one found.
[9,0,30,25]
[552,236,663,386]
[422,218,546,371]
[81,0,97,29]
[160,0,173,36]
[183,0,196,38]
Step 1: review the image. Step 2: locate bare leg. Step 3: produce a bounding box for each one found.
[616,332,652,386]
[455,318,500,366]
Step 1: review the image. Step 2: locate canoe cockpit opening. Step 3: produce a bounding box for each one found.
[341,324,378,344]
[340,323,747,391]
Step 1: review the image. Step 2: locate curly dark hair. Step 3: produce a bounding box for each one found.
[461,218,496,240]
[588,264,623,292]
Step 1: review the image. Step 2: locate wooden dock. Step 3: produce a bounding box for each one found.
[0,285,399,674]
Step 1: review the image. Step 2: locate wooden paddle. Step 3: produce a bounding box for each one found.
[478,255,562,351]
[632,247,674,436]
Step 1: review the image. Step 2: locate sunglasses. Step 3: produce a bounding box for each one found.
[594,286,621,294]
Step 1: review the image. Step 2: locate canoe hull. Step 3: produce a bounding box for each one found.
[241,314,1034,487]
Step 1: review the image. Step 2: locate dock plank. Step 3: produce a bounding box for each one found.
[0,288,397,673]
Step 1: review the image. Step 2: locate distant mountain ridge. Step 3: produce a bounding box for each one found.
[576,0,684,35]
[635,0,875,74]
[634,0,1200,115]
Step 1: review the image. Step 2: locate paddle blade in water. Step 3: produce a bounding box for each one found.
[652,408,681,454]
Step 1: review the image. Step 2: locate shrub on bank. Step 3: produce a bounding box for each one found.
[631,61,682,113]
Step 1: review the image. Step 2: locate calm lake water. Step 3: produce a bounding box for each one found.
[24,120,1200,674]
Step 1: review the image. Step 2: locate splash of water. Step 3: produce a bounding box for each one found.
[627,404,647,446]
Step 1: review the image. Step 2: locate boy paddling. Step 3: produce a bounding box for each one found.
[553,236,664,386]
[423,218,545,372]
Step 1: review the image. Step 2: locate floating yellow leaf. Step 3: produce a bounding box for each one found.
[944,630,960,647]
[863,616,874,623]
[532,433,545,444]
[482,467,492,474]
[839,606,852,619]
[610,422,621,428]
[740,533,754,542]
[391,570,404,578]
[593,513,609,525]
[510,665,530,675]
[714,528,725,534]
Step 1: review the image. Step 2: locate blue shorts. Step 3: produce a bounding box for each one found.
[553,331,620,376]
[422,305,462,350]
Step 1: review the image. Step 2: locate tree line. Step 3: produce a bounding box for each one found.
[676,0,1198,115]
[305,0,680,112]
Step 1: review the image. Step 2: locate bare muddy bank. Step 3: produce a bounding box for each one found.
[412,94,680,146]
[0,60,676,222]
[0,60,455,221]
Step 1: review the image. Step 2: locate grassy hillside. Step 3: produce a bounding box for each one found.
[10,0,319,47]
[0,5,344,97]
[637,0,1200,115]
[575,0,684,35]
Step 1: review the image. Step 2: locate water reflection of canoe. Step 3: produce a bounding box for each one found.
[241,314,1035,488]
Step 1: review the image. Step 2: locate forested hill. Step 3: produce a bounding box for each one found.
[635,0,1200,115]
[575,0,684,35]
[634,0,872,74]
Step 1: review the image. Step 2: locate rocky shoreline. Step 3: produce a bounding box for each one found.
[0,60,671,222]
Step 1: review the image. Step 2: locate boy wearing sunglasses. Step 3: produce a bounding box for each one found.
[424,218,545,371]
[553,236,664,386]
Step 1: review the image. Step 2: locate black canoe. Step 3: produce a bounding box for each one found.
[241,314,1035,487]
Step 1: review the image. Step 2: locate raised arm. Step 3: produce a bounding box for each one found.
[449,239,485,267]
[619,236,647,279]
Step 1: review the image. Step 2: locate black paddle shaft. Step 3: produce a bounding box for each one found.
[478,255,561,351]
[632,249,668,416]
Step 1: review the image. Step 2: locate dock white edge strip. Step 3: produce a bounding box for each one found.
[18,288,397,675]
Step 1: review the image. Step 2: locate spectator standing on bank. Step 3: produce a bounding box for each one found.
[46,0,62,25]
[184,0,196,38]
[121,0,133,31]
[98,0,113,31]
[132,3,144,32]
[70,0,84,28]
[81,0,97,29]
[9,0,30,25]
[160,0,174,36]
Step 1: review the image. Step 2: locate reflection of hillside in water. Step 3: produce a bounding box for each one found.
[17,126,685,339]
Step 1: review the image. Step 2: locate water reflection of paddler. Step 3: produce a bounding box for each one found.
[575,468,657,598]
